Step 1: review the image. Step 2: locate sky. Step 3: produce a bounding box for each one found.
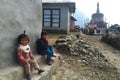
[42,0,120,26]
[71,0,120,25]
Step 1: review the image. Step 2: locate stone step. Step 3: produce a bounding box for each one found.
[0,54,61,80]
[0,66,23,80]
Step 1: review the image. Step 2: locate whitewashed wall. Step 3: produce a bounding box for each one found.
[0,0,42,69]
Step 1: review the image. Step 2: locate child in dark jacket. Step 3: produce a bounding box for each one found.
[36,31,56,65]
[17,31,44,80]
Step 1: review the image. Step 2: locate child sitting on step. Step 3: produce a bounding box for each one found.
[36,31,56,65]
[17,31,44,80]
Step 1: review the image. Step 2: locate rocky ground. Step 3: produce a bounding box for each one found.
[49,32,120,80]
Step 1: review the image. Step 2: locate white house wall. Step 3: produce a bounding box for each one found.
[0,0,42,69]
[42,0,71,2]
[61,6,70,31]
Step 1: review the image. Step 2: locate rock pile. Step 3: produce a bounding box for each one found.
[55,34,116,70]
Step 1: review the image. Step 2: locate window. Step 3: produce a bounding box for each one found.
[43,9,60,27]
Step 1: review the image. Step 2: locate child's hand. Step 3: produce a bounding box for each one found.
[24,59,29,64]
[24,60,28,65]
[31,56,34,60]
[46,40,50,45]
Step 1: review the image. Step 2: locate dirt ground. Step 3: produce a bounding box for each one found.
[49,32,120,80]
[80,33,120,73]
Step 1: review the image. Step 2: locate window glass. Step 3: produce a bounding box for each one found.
[44,19,51,22]
[44,10,50,14]
[53,19,59,23]
[53,23,59,27]
[43,9,60,27]
[44,15,51,18]
[53,10,59,14]
[44,22,50,27]
[53,15,59,18]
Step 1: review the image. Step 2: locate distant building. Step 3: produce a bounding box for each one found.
[70,16,77,31]
[42,2,76,34]
[109,24,120,33]
[88,2,107,34]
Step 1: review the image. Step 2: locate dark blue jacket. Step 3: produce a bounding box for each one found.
[36,38,48,54]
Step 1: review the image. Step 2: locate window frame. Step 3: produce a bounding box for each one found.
[43,8,61,28]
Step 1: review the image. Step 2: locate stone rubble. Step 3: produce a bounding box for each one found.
[55,34,116,70]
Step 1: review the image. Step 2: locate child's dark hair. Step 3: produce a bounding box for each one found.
[17,30,29,44]
[41,31,48,37]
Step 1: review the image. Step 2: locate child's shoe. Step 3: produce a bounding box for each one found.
[38,69,45,74]
[47,61,52,65]
[26,73,31,80]
[52,54,56,57]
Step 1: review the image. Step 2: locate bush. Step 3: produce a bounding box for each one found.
[115,33,120,38]
[101,33,120,50]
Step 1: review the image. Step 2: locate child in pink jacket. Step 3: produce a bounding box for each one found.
[17,31,44,80]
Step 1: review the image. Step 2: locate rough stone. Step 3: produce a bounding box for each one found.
[55,34,115,70]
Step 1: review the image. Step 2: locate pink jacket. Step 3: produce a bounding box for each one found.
[17,44,34,64]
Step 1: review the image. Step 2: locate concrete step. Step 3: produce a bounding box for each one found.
[0,54,62,80]
[0,66,23,80]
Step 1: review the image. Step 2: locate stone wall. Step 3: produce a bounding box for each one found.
[0,0,42,69]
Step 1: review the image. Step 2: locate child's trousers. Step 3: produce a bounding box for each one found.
[41,45,53,63]
[24,59,40,75]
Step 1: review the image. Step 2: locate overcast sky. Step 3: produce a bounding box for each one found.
[71,0,120,25]
[42,0,120,25]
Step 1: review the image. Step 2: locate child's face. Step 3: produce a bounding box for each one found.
[20,37,28,46]
[42,34,48,40]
